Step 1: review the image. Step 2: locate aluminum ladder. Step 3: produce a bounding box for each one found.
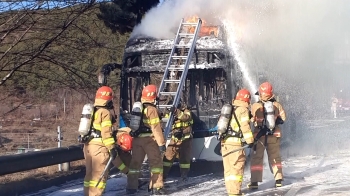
[157,18,202,140]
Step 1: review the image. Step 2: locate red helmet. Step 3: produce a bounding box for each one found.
[94,86,113,107]
[235,89,251,103]
[95,86,113,101]
[141,84,157,101]
[117,133,133,151]
[258,82,273,99]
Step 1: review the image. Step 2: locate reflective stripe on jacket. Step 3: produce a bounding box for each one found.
[141,103,166,146]
[90,108,115,150]
[228,100,254,144]
[172,108,193,140]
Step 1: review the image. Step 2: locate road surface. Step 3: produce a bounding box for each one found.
[25,116,350,196]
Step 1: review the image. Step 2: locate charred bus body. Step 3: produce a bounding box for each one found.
[115,23,243,161]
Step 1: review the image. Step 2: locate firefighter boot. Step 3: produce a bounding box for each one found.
[178,170,189,184]
[138,179,148,189]
[275,179,282,188]
[125,188,137,195]
[176,176,188,186]
[181,176,188,182]
[148,187,167,195]
[247,182,258,189]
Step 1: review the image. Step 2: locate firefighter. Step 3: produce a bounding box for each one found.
[83,86,133,196]
[126,84,167,195]
[331,94,338,118]
[248,82,286,189]
[163,102,193,182]
[218,89,254,196]
[114,127,133,174]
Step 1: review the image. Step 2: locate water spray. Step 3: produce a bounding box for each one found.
[222,20,258,102]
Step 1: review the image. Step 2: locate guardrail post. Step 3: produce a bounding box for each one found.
[57,126,70,172]
[62,162,70,171]
[58,126,62,171]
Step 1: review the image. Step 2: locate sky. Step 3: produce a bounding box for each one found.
[0,0,163,13]
[0,0,107,12]
[0,1,74,12]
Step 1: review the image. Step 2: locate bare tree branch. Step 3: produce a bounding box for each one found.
[0,1,97,85]
[0,20,36,63]
[1,101,27,117]
[0,13,27,41]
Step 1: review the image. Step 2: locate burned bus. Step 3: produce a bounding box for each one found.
[99,20,244,162]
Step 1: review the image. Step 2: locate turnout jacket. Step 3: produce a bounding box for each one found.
[172,108,193,137]
[90,107,115,150]
[229,100,254,144]
[251,96,286,137]
[142,103,166,146]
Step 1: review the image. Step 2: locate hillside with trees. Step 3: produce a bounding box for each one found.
[0,0,159,153]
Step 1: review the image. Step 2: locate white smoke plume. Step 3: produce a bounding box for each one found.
[133,0,350,115]
[131,0,225,39]
[132,0,350,155]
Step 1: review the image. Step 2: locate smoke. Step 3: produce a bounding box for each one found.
[131,0,226,39]
[134,0,349,95]
[133,0,350,155]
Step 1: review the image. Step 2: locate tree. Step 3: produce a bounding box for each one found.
[0,1,128,99]
[0,1,97,87]
[98,0,159,34]
[0,0,135,120]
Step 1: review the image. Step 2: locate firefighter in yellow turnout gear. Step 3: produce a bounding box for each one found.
[218,89,254,196]
[248,82,287,189]
[113,127,133,174]
[126,84,166,195]
[83,86,131,196]
[163,103,193,182]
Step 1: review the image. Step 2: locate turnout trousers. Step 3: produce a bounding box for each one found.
[163,138,192,179]
[222,137,246,195]
[114,148,131,174]
[83,143,109,196]
[127,137,164,190]
[250,135,283,182]
[83,143,131,196]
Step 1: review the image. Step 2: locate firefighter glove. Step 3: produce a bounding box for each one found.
[159,145,166,154]
[276,117,284,125]
[109,146,118,160]
[129,130,139,138]
[247,142,255,148]
[173,131,183,140]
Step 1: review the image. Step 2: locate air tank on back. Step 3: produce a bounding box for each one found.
[264,101,275,130]
[78,103,94,136]
[217,104,233,134]
[129,101,143,132]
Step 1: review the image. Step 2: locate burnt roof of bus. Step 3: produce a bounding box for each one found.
[124,62,225,72]
[124,25,227,53]
[124,35,226,54]
[122,25,231,73]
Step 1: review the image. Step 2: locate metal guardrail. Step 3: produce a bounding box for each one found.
[0,145,84,176]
